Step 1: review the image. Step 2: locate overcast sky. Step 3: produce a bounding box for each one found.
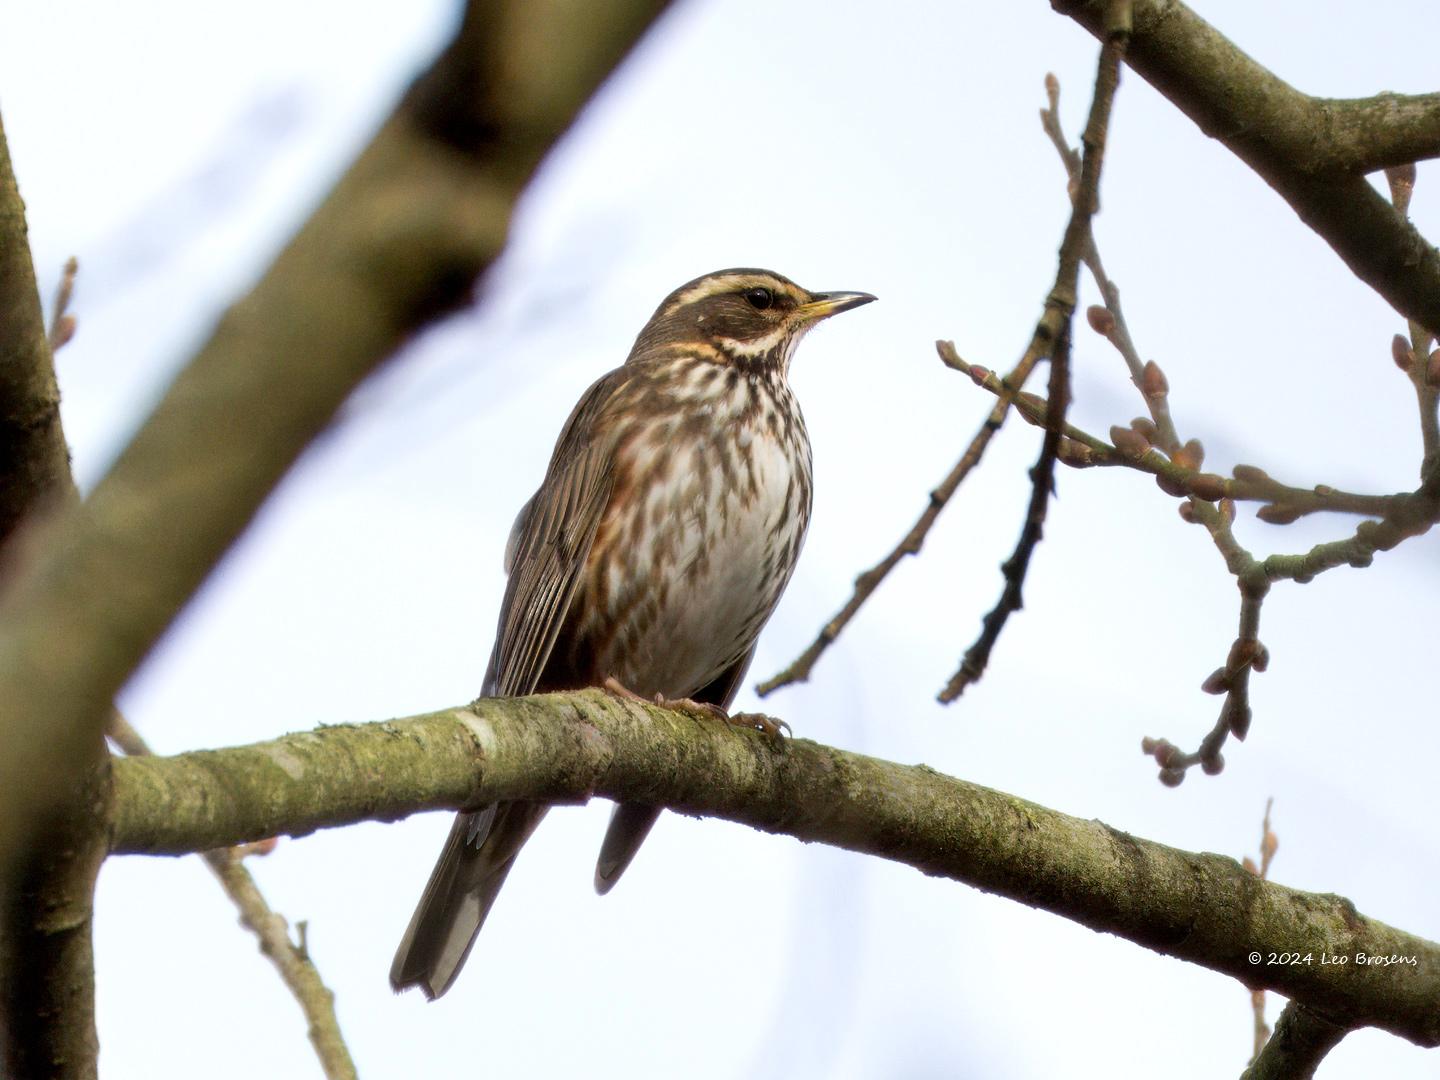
[3,2,1438,1077]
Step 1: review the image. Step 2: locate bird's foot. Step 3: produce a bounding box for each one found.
[727,711,791,745]
[602,678,788,745]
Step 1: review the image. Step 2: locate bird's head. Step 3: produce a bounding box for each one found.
[627,268,875,373]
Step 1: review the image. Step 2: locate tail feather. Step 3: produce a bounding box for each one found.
[391,802,547,999]
[593,802,662,895]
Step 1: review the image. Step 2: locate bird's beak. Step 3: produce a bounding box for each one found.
[798,291,877,322]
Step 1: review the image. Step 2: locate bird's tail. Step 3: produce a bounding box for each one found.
[390,802,548,999]
[593,802,662,895]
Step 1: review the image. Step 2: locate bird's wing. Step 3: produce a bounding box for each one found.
[483,366,628,697]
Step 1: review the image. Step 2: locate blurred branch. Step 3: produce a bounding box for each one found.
[0,0,673,911]
[0,112,77,547]
[938,1,1130,702]
[0,4,672,1076]
[0,111,96,1080]
[107,715,356,1080]
[1241,1001,1350,1080]
[110,690,1440,1049]
[1052,0,1440,336]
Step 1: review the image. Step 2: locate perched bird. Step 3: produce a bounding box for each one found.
[391,268,875,999]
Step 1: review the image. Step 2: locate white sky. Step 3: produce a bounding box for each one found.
[3,1,1438,1077]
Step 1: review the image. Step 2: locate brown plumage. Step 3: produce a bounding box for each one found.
[391,268,875,999]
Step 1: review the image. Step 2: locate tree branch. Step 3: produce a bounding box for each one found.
[111,691,1440,1049]
[0,111,77,546]
[0,110,95,1080]
[1052,0,1440,336]
[1241,1001,1351,1080]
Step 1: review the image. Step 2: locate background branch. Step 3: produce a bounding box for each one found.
[1241,1001,1351,1080]
[111,692,1440,1049]
[1054,0,1440,335]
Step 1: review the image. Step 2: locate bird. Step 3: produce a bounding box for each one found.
[390,267,875,999]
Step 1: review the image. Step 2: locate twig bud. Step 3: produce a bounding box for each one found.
[1228,702,1252,740]
[1131,417,1158,441]
[1056,438,1094,468]
[968,365,991,386]
[1171,438,1203,471]
[1142,360,1169,400]
[1243,855,1258,875]
[1156,472,1188,497]
[1232,464,1270,484]
[1178,501,1199,524]
[1252,645,1270,673]
[1392,333,1414,372]
[1086,305,1116,336]
[1201,667,1230,695]
[1256,503,1302,525]
[1045,72,1060,111]
[1158,767,1186,788]
[1110,424,1150,459]
[1428,349,1440,388]
[1201,752,1225,776]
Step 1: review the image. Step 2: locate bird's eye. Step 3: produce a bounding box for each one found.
[742,287,774,311]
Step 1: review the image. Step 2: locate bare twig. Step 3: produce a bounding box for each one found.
[48,257,78,353]
[107,714,356,1080]
[939,5,1130,701]
[755,337,1042,696]
[946,356,1401,518]
[1244,799,1280,1063]
[760,7,1134,699]
[1384,164,1440,479]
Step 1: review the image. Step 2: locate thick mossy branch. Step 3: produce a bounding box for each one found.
[1053,0,1440,335]
[112,690,1440,1048]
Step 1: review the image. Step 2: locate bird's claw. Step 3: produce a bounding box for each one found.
[729,711,790,745]
[603,678,788,745]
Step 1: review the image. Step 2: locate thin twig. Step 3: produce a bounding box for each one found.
[48,257,78,352]
[107,714,357,1080]
[945,355,1400,518]
[1244,799,1280,1064]
[755,337,1047,695]
[937,1,1133,702]
[1385,164,1440,480]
